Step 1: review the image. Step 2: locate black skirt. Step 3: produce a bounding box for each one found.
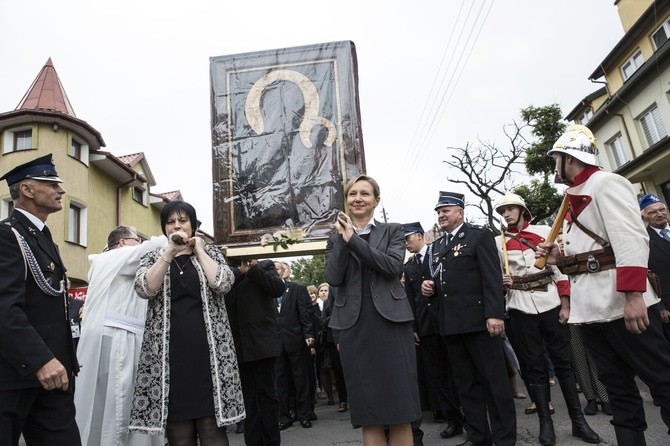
[167,256,215,421]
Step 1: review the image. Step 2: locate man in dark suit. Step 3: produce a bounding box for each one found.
[640,193,670,342]
[224,259,285,446]
[273,261,315,429]
[0,154,81,445]
[402,222,462,440]
[421,191,516,446]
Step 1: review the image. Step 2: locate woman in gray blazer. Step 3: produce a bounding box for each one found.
[325,174,420,446]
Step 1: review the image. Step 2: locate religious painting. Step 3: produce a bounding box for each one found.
[210,41,365,244]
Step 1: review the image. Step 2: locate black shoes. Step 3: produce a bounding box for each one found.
[300,419,312,428]
[338,402,348,412]
[584,399,599,415]
[440,423,464,438]
[308,412,318,421]
[278,421,293,430]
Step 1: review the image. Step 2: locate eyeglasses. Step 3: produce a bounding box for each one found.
[122,237,141,242]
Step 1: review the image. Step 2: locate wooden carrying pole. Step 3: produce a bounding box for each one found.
[500,222,510,275]
[534,195,570,269]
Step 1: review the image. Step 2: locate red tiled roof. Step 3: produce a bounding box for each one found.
[155,190,182,201]
[16,58,76,116]
[118,153,144,165]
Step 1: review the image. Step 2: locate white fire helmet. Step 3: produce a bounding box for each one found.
[494,191,532,221]
[548,124,599,166]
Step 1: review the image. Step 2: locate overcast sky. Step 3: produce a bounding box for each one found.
[1,0,625,236]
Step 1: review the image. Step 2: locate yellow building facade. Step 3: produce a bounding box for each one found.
[566,0,670,204]
[0,59,179,287]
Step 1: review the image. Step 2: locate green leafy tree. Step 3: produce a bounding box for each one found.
[521,104,566,175]
[517,104,565,223]
[290,255,326,287]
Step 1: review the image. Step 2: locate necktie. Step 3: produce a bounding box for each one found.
[42,225,54,243]
[446,233,453,245]
[661,228,670,242]
[416,253,422,265]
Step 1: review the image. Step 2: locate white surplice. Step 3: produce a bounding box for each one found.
[75,236,167,446]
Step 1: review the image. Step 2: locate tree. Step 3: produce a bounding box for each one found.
[442,104,565,230]
[290,255,326,286]
[521,104,566,176]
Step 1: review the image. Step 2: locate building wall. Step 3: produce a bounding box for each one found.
[0,122,165,286]
[603,8,669,92]
[592,64,670,198]
[617,0,654,33]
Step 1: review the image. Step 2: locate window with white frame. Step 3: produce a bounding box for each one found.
[133,186,147,205]
[68,135,90,164]
[652,17,670,50]
[2,127,34,154]
[1,198,14,219]
[67,202,87,246]
[579,108,593,125]
[606,134,629,168]
[621,49,644,81]
[639,105,668,147]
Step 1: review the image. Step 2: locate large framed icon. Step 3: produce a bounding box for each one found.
[210,41,365,245]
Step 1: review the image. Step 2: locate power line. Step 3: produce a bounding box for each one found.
[387,0,495,211]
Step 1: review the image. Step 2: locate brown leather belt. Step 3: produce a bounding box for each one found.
[557,246,615,275]
[510,270,553,291]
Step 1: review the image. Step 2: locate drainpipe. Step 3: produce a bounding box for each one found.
[116,175,139,226]
[615,113,635,160]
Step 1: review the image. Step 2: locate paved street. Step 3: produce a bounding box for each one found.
[17,381,666,445]
[228,379,667,445]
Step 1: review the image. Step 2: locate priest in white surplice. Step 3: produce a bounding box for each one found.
[75,227,166,446]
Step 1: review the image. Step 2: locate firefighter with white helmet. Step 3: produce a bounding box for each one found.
[538,125,670,445]
[494,190,601,445]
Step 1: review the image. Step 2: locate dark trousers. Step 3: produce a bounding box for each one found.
[307,351,316,409]
[419,333,461,422]
[239,357,280,446]
[326,342,347,403]
[581,307,670,433]
[506,306,575,386]
[0,385,81,446]
[445,331,517,446]
[276,348,310,423]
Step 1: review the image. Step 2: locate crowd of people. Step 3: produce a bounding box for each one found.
[1,122,670,446]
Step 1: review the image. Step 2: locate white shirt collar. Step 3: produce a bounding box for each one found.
[15,208,46,231]
[417,244,428,257]
[354,218,376,235]
[652,224,670,235]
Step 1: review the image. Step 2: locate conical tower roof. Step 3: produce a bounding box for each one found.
[16,58,76,116]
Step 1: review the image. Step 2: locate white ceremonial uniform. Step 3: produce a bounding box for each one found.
[562,170,659,323]
[75,236,167,446]
[495,224,568,314]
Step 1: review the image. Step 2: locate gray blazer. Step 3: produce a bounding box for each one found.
[325,221,413,330]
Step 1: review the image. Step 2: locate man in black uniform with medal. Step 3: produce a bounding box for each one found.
[421,191,516,446]
[0,154,80,445]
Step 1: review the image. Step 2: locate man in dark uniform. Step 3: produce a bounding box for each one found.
[421,192,516,446]
[273,261,315,430]
[224,258,285,446]
[640,193,670,342]
[0,154,81,445]
[402,222,462,440]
